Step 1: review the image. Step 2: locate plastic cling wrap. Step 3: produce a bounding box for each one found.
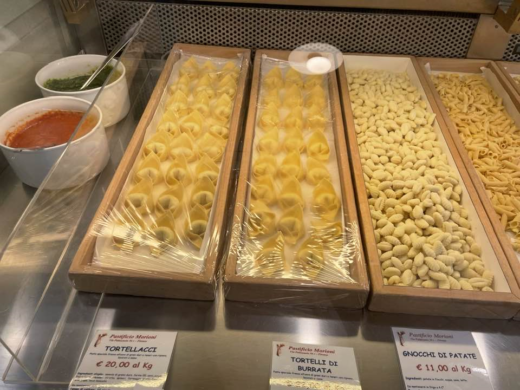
[90,50,245,277]
[229,54,365,293]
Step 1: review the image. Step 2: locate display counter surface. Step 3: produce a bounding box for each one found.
[0,62,520,390]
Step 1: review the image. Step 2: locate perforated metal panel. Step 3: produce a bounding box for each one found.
[97,0,478,58]
[503,35,520,62]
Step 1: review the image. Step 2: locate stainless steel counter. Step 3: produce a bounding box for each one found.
[1,61,520,390]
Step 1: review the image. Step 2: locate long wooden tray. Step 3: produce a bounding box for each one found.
[336,54,520,319]
[417,57,520,319]
[69,44,251,300]
[223,49,370,308]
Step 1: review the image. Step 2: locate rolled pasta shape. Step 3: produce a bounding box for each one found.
[135,153,162,184]
[217,74,237,98]
[213,93,233,123]
[263,67,283,90]
[143,131,173,161]
[180,110,204,138]
[191,91,211,116]
[257,130,279,154]
[197,132,226,162]
[190,176,216,210]
[283,129,305,153]
[312,179,340,221]
[254,231,285,276]
[170,132,197,162]
[167,90,189,116]
[259,102,280,131]
[305,85,326,109]
[278,204,305,245]
[125,177,154,215]
[279,176,304,210]
[284,67,303,88]
[201,60,219,81]
[156,185,183,217]
[247,200,276,238]
[284,107,303,131]
[209,122,230,140]
[278,150,305,181]
[150,211,178,256]
[296,235,325,278]
[195,154,220,185]
[307,130,330,161]
[306,157,331,185]
[252,154,277,179]
[306,104,327,131]
[262,89,281,107]
[194,74,215,99]
[157,121,180,137]
[170,74,191,96]
[179,57,199,79]
[165,154,192,187]
[221,61,240,81]
[304,75,324,91]
[283,85,303,108]
[251,176,277,205]
[184,204,208,249]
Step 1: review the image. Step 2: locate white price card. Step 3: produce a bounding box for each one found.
[270,341,362,390]
[392,327,493,390]
[69,330,177,390]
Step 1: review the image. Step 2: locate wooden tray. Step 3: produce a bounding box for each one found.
[223,49,370,309]
[337,54,520,319]
[417,57,520,319]
[69,44,251,300]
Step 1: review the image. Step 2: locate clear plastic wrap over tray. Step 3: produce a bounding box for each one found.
[224,50,369,308]
[69,44,251,300]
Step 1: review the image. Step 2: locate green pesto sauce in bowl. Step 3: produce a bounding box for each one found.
[43,65,121,92]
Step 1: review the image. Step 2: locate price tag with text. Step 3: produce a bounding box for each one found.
[270,341,361,390]
[70,330,177,390]
[392,327,493,390]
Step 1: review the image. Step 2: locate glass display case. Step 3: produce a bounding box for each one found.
[1,1,520,389]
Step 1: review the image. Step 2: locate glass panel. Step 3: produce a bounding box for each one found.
[0,3,162,383]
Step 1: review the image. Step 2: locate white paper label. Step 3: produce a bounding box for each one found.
[69,330,177,390]
[392,327,493,390]
[270,341,361,390]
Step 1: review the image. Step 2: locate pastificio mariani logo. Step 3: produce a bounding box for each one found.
[276,344,285,356]
[397,331,406,347]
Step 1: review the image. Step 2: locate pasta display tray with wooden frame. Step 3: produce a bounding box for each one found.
[224,50,370,308]
[416,58,520,319]
[69,44,251,300]
[337,54,520,319]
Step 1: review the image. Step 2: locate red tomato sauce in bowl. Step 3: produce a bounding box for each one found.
[4,110,97,149]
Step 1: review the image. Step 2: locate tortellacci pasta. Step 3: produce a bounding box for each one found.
[279,176,304,210]
[221,61,240,81]
[180,110,204,138]
[197,132,226,162]
[312,179,340,221]
[284,107,303,131]
[201,60,219,81]
[306,105,327,131]
[311,220,343,247]
[169,133,198,162]
[304,75,323,91]
[150,211,178,256]
[257,130,279,154]
[262,89,281,107]
[143,131,173,161]
[135,153,162,184]
[179,57,199,79]
[190,176,216,210]
[209,121,229,140]
[194,74,215,99]
[196,154,220,185]
[283,129,305,154]
[254,232,285,276]
[306,157,330,185]
[158,110,180,136]
[112,207,146,250]
[283,85,303,109]
[307,130,330,161]
[156,184,183,217]
[213,93,233,123]
[278,204,305,245]
[167,90,189,116]
[191,91,211,116]
[278,150,305,181]
[284,67,303,88]
[305,85,326,109]
[263,67,283,90]
[165,154,192,187]
[125,177,154,215]
[296,235,325,278]
[259,102,280,131]
[252,154,277,179]
[170,74,191,96]
[184,204,208,249]
[247,200,276,238]
[217,75,237,97]
[251,176,277,206]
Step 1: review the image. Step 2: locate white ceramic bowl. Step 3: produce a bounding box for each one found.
[0,97,110,189]
[35,54,130,127]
